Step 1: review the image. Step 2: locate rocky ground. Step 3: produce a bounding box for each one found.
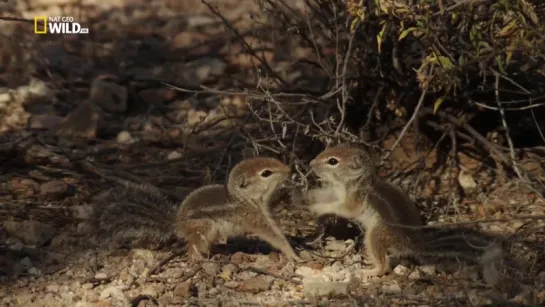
[1,0,545,306]
[1,176,545,306]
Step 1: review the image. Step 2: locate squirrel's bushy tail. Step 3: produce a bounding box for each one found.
[419,227,504,284]
[419,227,503,260]
[91,183,179,245]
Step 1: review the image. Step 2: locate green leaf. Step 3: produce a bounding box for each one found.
[398,27,417,41]
[458,55,466,66]
[350,18,360,33]
[433,97,445,114]
[506,39,516,66]
[428,55,454,70]
[495,55,507,74]
[377,22,388,54]
[499,20,518,37]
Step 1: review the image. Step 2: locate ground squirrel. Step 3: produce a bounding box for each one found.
[303,143,504,284]
[92,157,302,262]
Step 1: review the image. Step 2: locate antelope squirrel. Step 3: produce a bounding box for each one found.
[92,157,303,262]
[303,143,504,284]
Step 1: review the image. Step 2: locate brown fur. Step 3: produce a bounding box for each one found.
[93,157,301,262]
[176,157,301,261]
[306,143,504,283]
[92,183,178,246]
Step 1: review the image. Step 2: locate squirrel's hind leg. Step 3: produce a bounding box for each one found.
[362,225,419,278]
[180,220,219,261]
[362,225,394,277]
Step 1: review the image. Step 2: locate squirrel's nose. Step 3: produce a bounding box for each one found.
[309,159,317,168]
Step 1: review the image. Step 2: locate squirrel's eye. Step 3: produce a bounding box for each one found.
[327,158,339,166]
[260,170,273,178]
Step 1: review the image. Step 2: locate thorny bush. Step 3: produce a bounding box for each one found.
[248,0,545,186]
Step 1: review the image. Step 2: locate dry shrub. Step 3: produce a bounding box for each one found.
[244,0,545,182]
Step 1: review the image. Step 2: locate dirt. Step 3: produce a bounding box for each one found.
[1,0,545,306]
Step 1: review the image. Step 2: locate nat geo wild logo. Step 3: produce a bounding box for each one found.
[34,16,89,34]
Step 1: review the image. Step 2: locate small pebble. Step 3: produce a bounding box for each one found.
[94,272,108,279]
[116,131,134,144]
[45,284,59,293]
[167,150,182,160]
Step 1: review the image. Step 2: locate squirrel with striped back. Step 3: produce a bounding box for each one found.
[91,157,303,262]
[302,143,504,284]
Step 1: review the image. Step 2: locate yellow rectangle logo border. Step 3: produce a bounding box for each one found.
[34,16,47,34]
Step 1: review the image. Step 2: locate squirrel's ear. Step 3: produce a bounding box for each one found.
[350,155,362,169]
[237,175,248,189]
